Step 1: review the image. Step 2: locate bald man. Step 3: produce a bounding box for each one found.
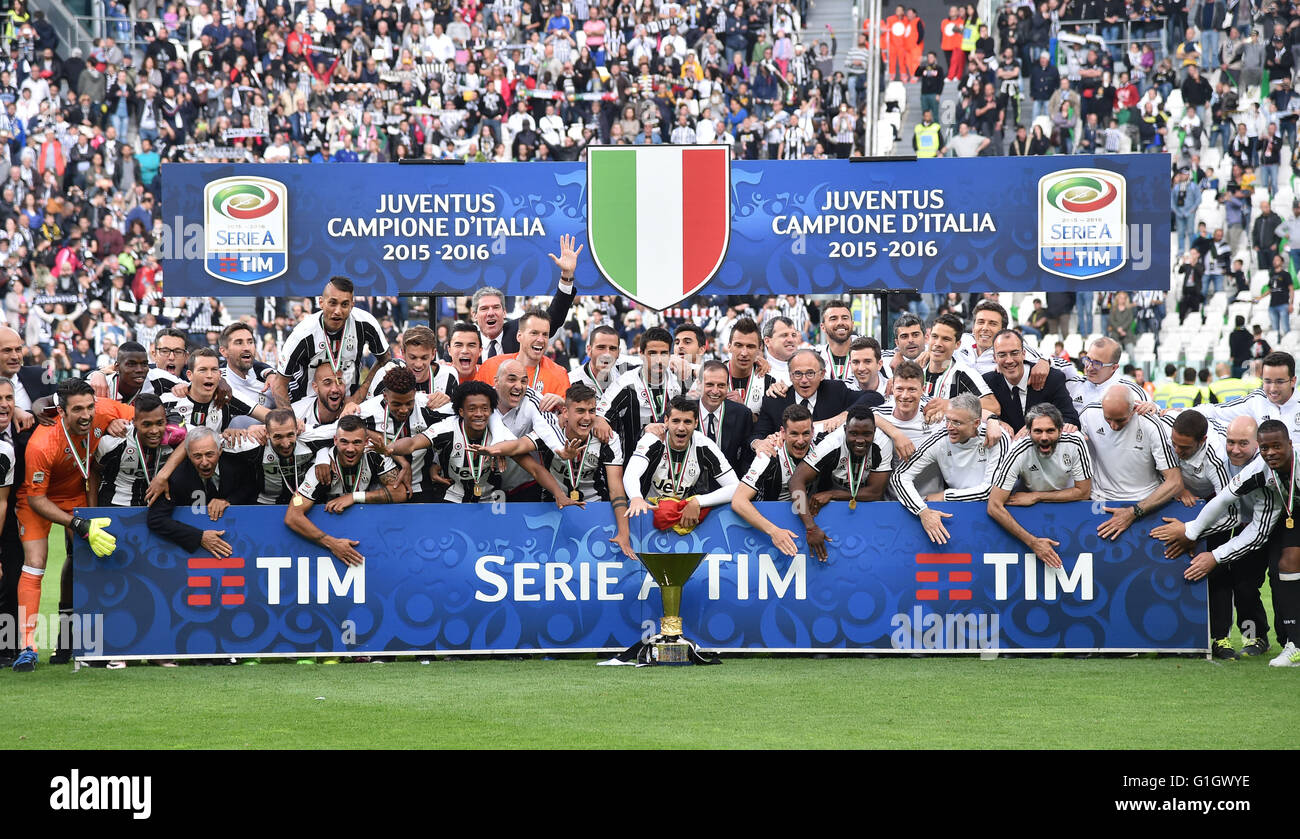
[1079,384,1182,541]
[0,326,55,431]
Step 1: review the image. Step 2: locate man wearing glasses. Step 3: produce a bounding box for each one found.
[751,349,880,444]
[891,393,1010,545]
[1194,351,1300,446]
[982,330,1079,435]
[1065,336,1151,410]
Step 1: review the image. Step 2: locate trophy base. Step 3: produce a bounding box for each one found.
[652,637,693,666]
[616,634,722,667]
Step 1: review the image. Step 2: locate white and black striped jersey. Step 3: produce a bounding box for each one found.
[94,430,175,507]
[923,358,992,401]
[1078,403,1178,502]
[497,390,567,492]
[1194,456,1259,543]
[1184,455,1284,565]
[145,366,185,395]
[802,425,894,494]
[740,446,807,502]
[299,446,400,502]
[358,393,440,495]
[417,413,517,503]
[626,430,735,501]
[846,376,889,398]
[292,394,339,432]
[0,438,15,489]
[727,368,777,416]
[891,427,1010,513]
[597,368,683,452]
[1195,388,1300,447]
[568,361,620,402]
[878,348,924,379]
[1066,369,1148,409]
[366,358,458,409]
[223,360,275,409]
[224,424,336,504]
[816,342,857,384]
[876,402,942,499]
[101,371,149,406]
[1169,427,1232,500]
[993,432,1093,494]
[162,391,256,432]
[533,432,624,502]
[276,309,390,401]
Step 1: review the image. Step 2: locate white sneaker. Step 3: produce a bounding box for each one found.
[1268,641,1300,667]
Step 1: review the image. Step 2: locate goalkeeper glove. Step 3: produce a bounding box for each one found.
[71,516,117,558]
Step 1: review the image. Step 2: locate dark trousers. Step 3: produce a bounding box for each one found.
[1207,531,1270,644]
[0,517,20,659]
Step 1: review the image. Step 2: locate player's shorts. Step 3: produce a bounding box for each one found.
[16,495,83,543]
[1276,513,1300,552]
[16,502,51,542]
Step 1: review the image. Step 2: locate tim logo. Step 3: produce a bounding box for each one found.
[915,553,972,601]
[187,556,245,607]
[1038,168,1126,280]
[203,175,288,285]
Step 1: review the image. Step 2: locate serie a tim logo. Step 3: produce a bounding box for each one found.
[1038,168,1127,281]
[203,176,289,285]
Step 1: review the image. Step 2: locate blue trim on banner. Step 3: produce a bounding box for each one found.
[161,155,1172,299]
[72,501,1206,657]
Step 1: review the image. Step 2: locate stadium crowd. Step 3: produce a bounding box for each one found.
[2,0,1300,672]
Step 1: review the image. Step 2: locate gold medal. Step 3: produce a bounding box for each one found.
[849,499,857,511]
[569,490,580,501]
[474,484,482,497]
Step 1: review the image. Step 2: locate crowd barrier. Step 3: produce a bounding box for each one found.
[72,500,1206,659]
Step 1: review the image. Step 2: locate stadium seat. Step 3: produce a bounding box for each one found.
[884,81,907,112]
[880,111,901,138]
[1163,89,1185,120]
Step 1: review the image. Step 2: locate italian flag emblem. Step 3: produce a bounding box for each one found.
[587,145,732,310]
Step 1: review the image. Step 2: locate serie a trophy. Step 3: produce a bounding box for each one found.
[621,551,721,666]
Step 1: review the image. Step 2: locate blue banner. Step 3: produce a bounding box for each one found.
[160,155,1171,300]
[73,501,1206,658]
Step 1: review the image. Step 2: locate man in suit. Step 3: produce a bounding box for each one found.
[473,234,580,361]
[983,329,1079,435]
[148,427,258,557]
[752,349,883,444]
[0,377,25,666]
[697,360,754,473]
[0,325,56,429]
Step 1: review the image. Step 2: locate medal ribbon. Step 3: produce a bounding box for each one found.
[846,448,869,500]
[829,351,848,380]
[460,420,488,486]
[138,433,160,486]
[667,439,694,499]
[61,418,91,485]
[565,434,594,495]
[323,324,346,373]
[333,452,364,494]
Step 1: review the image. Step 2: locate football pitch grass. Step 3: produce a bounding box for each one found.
[5,532,1296,749]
